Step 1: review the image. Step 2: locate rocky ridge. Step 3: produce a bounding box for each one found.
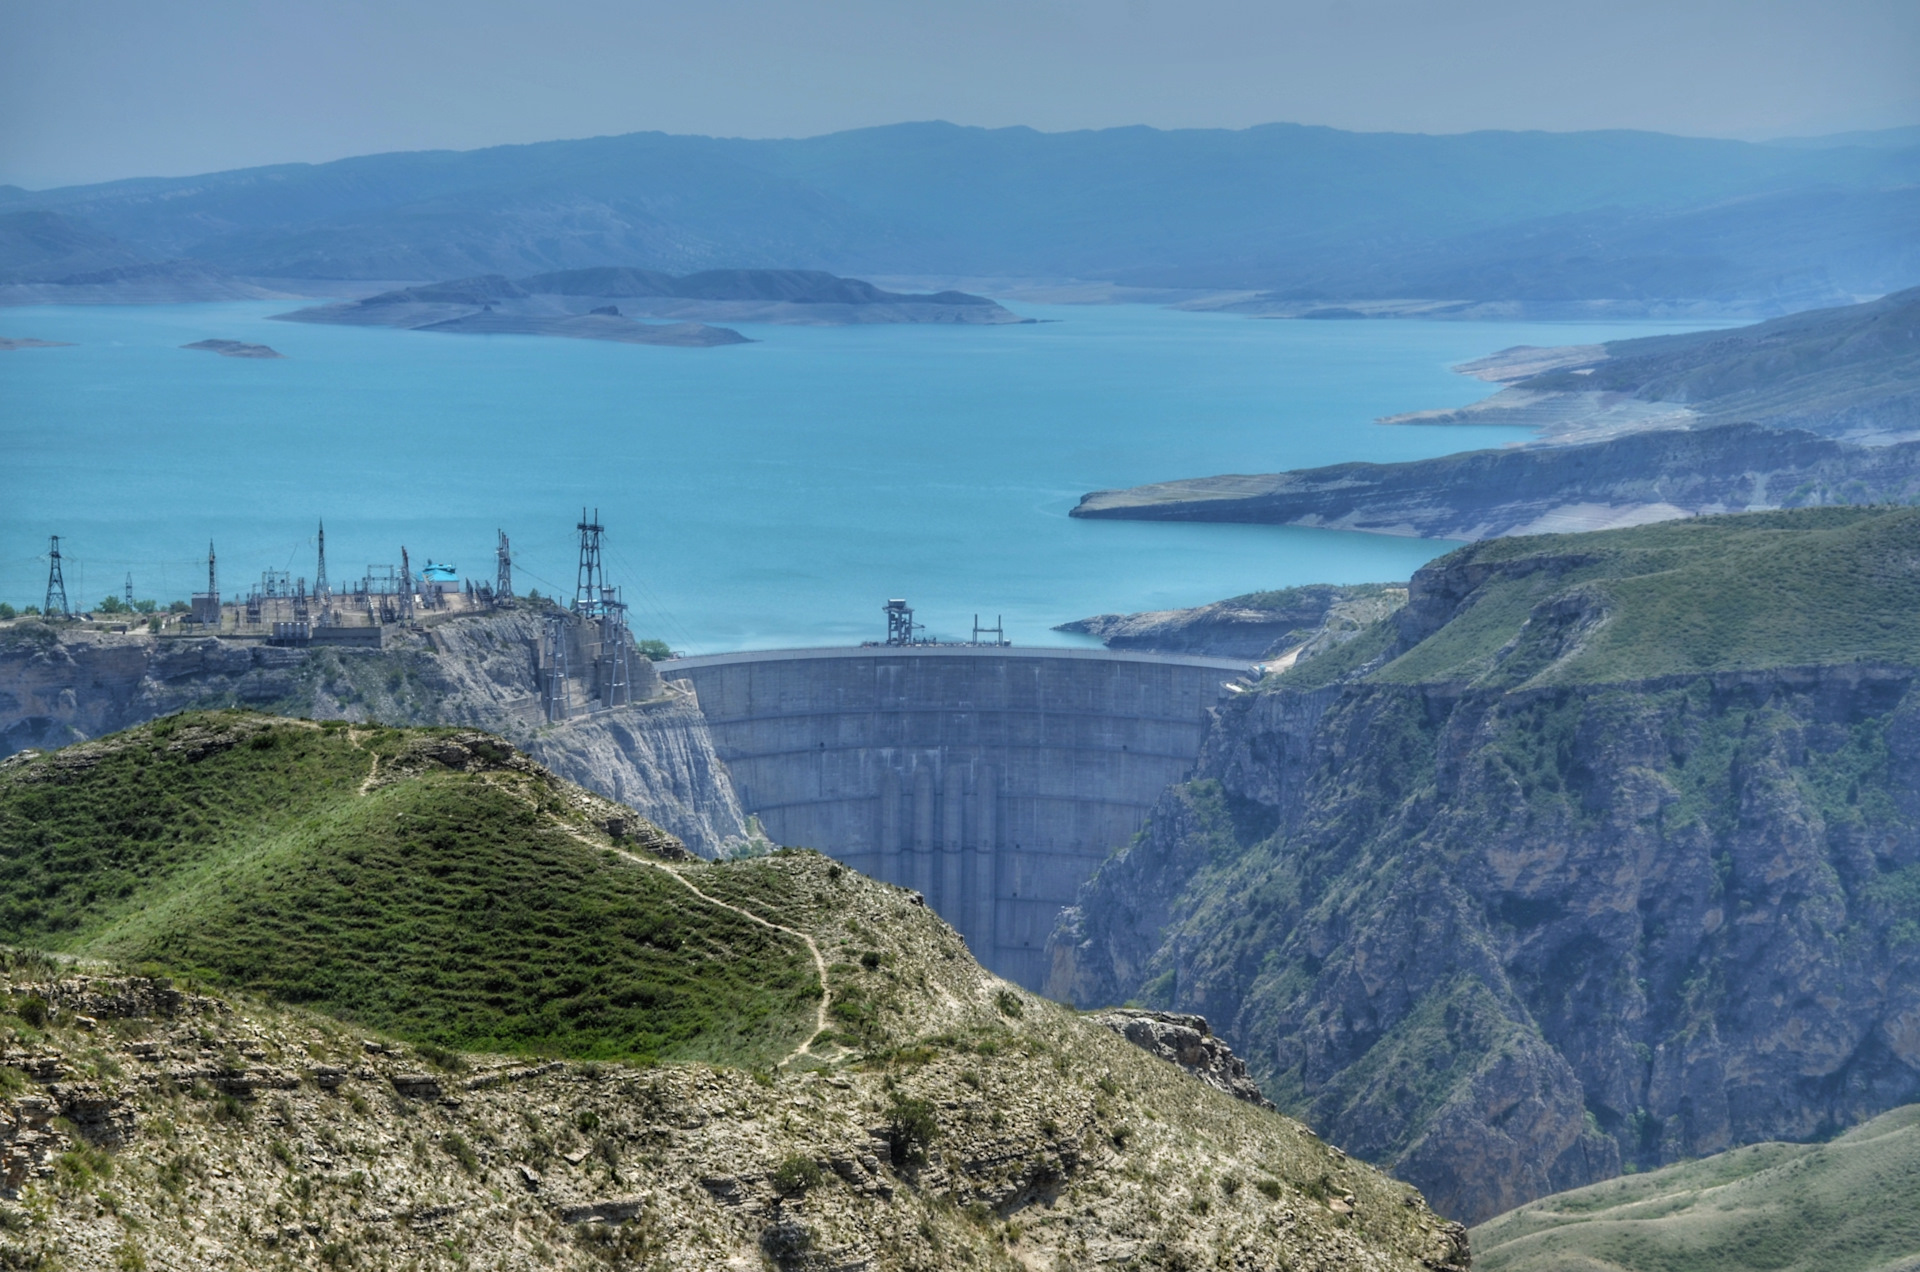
[1072,423,1920,542]
[0,610,752,855]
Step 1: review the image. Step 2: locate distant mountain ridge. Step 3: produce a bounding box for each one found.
[2,121,1915,305]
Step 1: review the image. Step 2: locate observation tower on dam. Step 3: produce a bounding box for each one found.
[662,644,1254,989]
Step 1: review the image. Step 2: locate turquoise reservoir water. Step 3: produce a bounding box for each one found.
[2,301,1710,651]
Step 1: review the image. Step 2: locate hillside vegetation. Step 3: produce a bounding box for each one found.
[1049,508,1920,1223]
[1373,506,1920,686]
[1473,1104,1920,1271]
[0,713,1471,1270]
[0,712,816,1066]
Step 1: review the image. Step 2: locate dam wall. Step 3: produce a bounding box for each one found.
[661,646,1253,988]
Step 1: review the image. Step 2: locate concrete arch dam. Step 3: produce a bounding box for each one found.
[661,646,1253,988]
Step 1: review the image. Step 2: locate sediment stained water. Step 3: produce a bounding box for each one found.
[1,300,1715,651]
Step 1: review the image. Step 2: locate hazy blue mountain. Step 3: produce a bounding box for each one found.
[0,209,148,282]
[2,122,1914,301]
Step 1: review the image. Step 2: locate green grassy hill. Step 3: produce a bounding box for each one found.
[1473,1104,1920,1272]
[0,711,820,1066]
[1288,506,1920,690]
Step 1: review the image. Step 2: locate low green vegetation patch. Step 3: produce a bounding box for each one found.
[1473,1103,1920,1272]
[0,712,820,1066]
[1363,508,1920,687]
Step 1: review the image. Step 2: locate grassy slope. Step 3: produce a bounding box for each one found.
[1340,507,1920,688]
[1473,1104,1920,1272]
[0,712,819,1066]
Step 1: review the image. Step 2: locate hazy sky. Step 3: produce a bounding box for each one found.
[4,0,1917,189]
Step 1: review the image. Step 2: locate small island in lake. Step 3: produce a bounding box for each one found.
[273,267,1026,346]
[183,339,286,359]
[0,336,75,351]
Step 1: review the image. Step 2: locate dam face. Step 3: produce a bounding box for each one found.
[661,646,1252,988]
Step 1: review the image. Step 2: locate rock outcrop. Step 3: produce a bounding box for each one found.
[0,612,752,855]
[1092,1009,1276,1109]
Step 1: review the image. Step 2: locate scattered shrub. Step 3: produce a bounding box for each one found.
[994,990,1024,1019]
[442,1132,479,1174]
[16,997,48,1030]
[771,1154,824,1196]
[414,1042,467,1073]
[885,1096,938,1167]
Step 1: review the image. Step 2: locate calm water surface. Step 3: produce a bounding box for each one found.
[2,301,1713,651]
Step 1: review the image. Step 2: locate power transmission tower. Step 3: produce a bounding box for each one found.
[574,508,604,617]
[543,613,573,722]
[124,572,134,608]
[599,585,632,708]
[495,529,514,604]
[398,547,415,623]
[314,520,329,599]
[44,536,68,617]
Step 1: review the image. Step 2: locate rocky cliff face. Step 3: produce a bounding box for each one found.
[1049,512,1920,1224]
[1054,663,1920,1224]
[0,613,751,855]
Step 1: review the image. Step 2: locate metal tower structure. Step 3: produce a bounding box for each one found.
[971,614,1008,646]
[208,542,217,595]
[124,573,134,609]
[496,530,514,604]
[598,585,633,708]
[43,536,68,617]
[542,613,573,722]
[398,547,415,622]
[315,520,329,599]
[884,598,921,646]
[574,508,605,617]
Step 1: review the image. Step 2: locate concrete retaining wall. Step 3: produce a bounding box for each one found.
[662,646,1252,988]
